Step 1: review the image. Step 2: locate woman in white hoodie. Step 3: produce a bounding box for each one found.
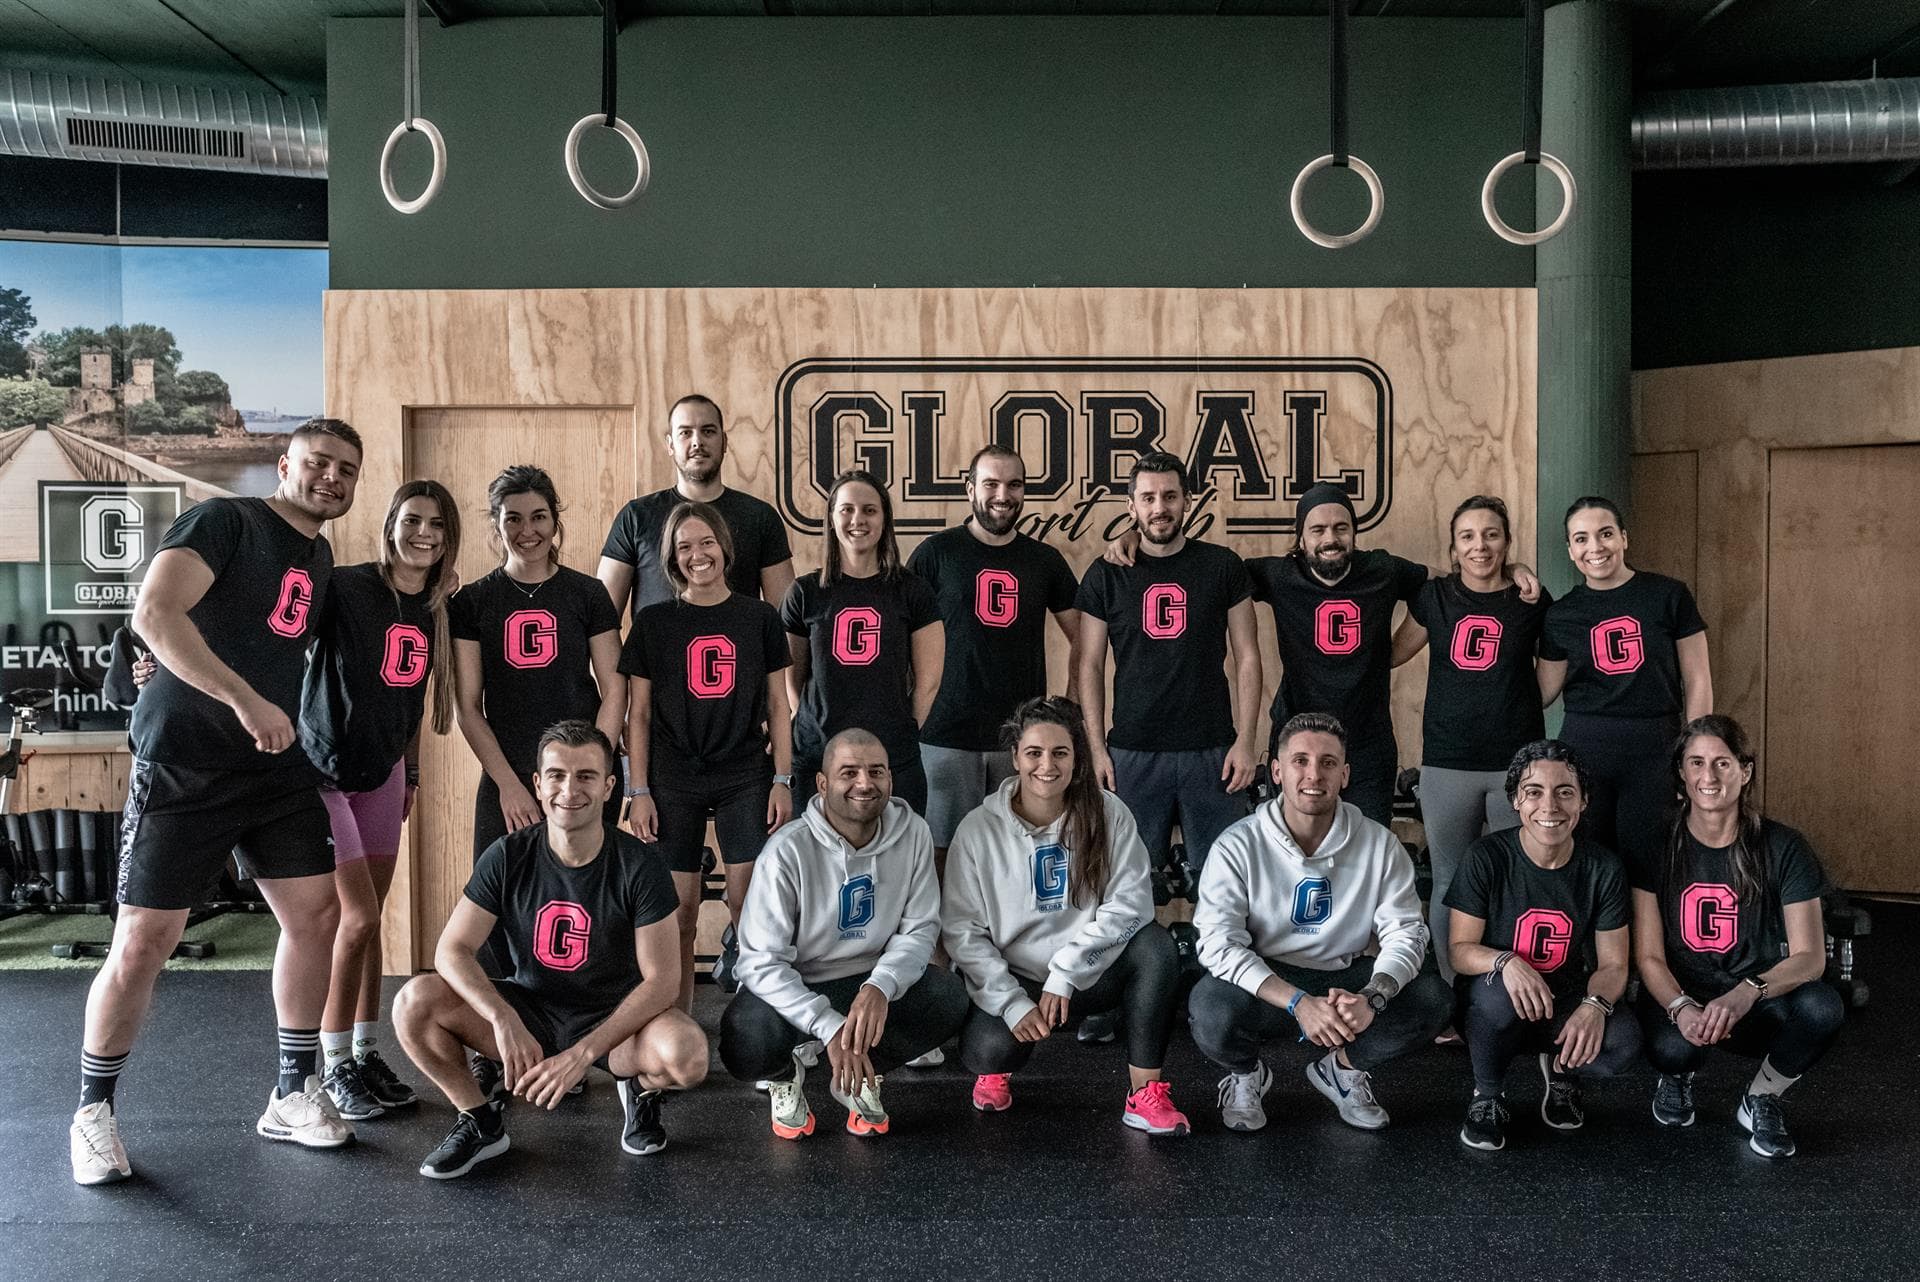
[941,696,1190,1136]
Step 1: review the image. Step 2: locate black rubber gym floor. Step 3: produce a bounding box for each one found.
[5,907,1918,1281]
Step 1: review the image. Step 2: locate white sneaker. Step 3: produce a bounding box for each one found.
[903,1046,945,1068]
[1217,1059,1273,1133]
[256,1075,355,1148]
[1307,1051,1390,1130]
[757,1039,826,1091]
[70,1101,132,1185]
[828,1075,890,1136]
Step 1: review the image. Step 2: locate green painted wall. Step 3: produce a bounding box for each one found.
[327,16,1534,290]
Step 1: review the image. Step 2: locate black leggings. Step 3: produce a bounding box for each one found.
[1637,982,1844,1080]
[1188,958,1453,1075]
[792,751,929,818]
[652,771,773,873]
[719,966,969,1081]
[959,926,1181,1074]
[1461,975,1642,1096]
[1560,712,1678,872]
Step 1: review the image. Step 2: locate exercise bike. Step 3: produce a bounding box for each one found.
[0,686,56,919]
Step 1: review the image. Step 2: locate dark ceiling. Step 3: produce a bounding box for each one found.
[1,0,1916,98]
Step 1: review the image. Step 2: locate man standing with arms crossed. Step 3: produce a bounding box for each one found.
[71,420,362,1185]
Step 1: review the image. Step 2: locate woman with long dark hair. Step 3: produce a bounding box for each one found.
[781,469,943,814]
[1538,496,1711,881]
[451,465,624,859]
[1391,495,1552,983]
[940,696,1189,1134]
[1632,715,1840,1159]
[623,501,795,1011]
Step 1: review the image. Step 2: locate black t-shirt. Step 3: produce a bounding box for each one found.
[448,565,621,776]
[781,569,941,767]
[130,497,332,773]
[600,487,793,621]
[1247,549,1427,742]
[619,593,789,786]
[464,824,677,1019]
[1445,828,1631,998]
[1628,819,1827,994]
[907,525,1078,751]
[1540,571,1705,719]
[1074,539,1252,753]
[1409,575,1552,771]
[299,563,435,792]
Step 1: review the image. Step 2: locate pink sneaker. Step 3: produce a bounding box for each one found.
[972,1074,1013,1113]
[1122,1080,1190,1135]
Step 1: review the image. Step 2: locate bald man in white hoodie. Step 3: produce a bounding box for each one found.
[720,729,969,1140]
[1189,713,1451,1133]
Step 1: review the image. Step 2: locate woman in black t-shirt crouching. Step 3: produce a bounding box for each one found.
[622,502,795,1011]
[1632,715,1841,1160]
[781,469,944,815]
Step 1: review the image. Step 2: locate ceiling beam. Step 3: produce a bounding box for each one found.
[421,0,472,27]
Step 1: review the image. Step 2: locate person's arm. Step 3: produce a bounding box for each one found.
[764,672,794,831]
[759,559,796,609]
[1223,599,1262,792]
[865,836,940,1000]
[1449,908,1554,1021]
[434,896,544,1089]
[1677,631,1712,722]
[624,675,657,840]
[1103,527,1140,567]
[1191,839,1275,997]
[589,629,626,750]
[1390,611,1429,667]
[940,840,1037,1031]
[1698,898,1827,1045]
[595,556,634,626]
[1363,843,1429,995]
[909,621,944,728]
[1553,924,1631,1071]
[732,851,844,1044]
[1588,924,1630,1005]
[1049,607,1083,697]
[1536,657,1568,709]
[452,637,538,828]
[1632,886,1716,1047]
[1076,611,1114,790]
[785,634,810,727]
[131,547,289,752]
[517,913,682,1110]
[1045,801,1152,997]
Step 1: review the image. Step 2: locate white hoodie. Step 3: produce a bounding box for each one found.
[1194,798,1428,997]
[734,795,940,1044]
[941,781,1154,1030]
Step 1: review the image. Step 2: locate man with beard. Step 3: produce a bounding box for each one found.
[907,444,1080,858]
[720,730,968,1140]
[597,394,796,622]
[71,420,362,1185]
[1076,453,1262,901]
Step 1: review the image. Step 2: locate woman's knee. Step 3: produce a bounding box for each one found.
[1786,980,1846,1038]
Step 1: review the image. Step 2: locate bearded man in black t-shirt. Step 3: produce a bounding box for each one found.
[394,722,706,1180]
[70,421,363,1188]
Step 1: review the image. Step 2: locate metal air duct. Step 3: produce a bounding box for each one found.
[1632,77,1920,170]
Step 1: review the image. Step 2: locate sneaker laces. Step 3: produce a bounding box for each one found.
[1468,1094,1509,1125]
[359,1052,399,1088]
[74,1109,121,1163]
[1748,1092,1786,1131]
[1658,1072,1695,1110]
[1217,1068,1263,1112]
[1342,1066,1379,1107]
[293,1078,345,1122]
[432,1112,483,1158]
[1545,1072,1579,1107]
[1131,1080,1175,1108]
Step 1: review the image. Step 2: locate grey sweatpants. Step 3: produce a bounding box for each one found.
[1418,766,1517,983]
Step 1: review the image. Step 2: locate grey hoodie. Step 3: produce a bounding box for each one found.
[734,795,940,1044]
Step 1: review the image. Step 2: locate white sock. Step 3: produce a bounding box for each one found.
[321,1030,354,1069]
[352,1021,379,1061]
[1748,1057,1798,1099]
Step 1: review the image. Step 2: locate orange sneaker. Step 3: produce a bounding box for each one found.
[1122,1080,1190,1136]
[971,1074,1013,1113]
[829,1076,890,1136]
[767,1059,815,1141]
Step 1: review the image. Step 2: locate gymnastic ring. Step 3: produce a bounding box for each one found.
[565,113,650,210]
[1289,153,1384,250]
[379,118,446,216]
[1481,149,1576,246]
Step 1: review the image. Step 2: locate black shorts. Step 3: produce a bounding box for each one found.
[117,759,334,910]
[490,979,613,1068]
[652,769,773,874]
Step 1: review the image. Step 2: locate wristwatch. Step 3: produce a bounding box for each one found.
[772,773,794,787]
[1743,975,1770,1000]
[1366,990,1389,1014]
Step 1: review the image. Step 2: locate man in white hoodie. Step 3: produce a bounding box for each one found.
[720,729,968,1139]
[1189,713,1451,1133]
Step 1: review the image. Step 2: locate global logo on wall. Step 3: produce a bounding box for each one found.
[39,481,183,614]
[774,356,1393,543]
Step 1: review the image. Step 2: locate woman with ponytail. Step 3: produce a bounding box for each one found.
[940,696,1189,1135]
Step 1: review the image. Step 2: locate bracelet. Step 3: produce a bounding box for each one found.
[1485,950,1515,986]
[404,764,420,788]
[1580,993,1615,1018]
[1666,996,1703,1024]
[771,774,793,787]
[625,785,651,799]
[1285,990,1305,1019]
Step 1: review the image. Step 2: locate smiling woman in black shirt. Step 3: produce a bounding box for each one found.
[1631,715,1840,1160]
[781,470,944,815]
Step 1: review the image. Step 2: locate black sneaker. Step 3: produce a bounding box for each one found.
[1077,1010,1120,1044]
[418,1109,510,1180]
[1538,1053,1585,1131]
[322,1059,387,1121]
[714,923,741,993]
[617,1079,667,1155]
[357,1051,419,1110]
[1149,867,1174,907]
[1737,1092,1796,1159]
[1460,1093,1509,1151]
[1652,1072,1696,1128]
[471,1055,509,1108]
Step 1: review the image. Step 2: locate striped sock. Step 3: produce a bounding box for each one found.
[278,1028,320,1097]
[352,1021,379,1061]
[80,1049,129,1109]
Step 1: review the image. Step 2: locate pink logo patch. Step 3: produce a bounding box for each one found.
[1590,616,1644,675]
[1681,882,1740,955]
[380,623,431,687]
[1449,615,1502,671]
[1314,599,1361,655]
[832,606,882,665]
[974,569,1019,628]
[533,901,592,971]
[267,568,314,638]
[1142,583,1186,639]
[687,634,737,698]
[1513,907,1574,972]
[504,609,558,669]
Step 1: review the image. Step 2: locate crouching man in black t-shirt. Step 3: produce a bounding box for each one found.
[394,721,706,1179]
